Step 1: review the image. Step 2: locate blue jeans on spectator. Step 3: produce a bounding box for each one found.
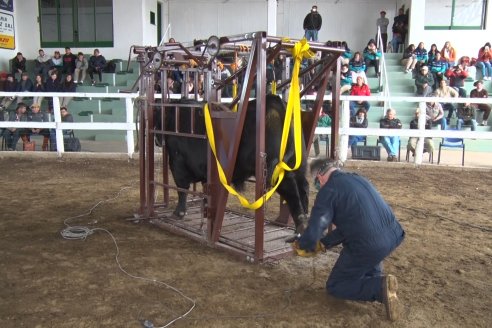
[348,135,366,148]
[476,61,492,78]
[380,136,400,157]
[305,29,318,42]
[457,119,477,131]
[349,101,370,117]
[432,117,447,130]
[442,103,456,119]
[390,35,402,53]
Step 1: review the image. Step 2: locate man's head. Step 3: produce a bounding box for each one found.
[16,103,27,114]
[38,49,45,56]
[21,72,29,80]
[474,80,483,90]
[386,108,396,119]
[60,107,69,117]
[16,52,23,59]
[420,66,429,74]
[310,158,343,191]
[94,48,100,56]
[439,79,447,88]
[311,5,317,12]
[65,47,72,54]
[380,10,386,17]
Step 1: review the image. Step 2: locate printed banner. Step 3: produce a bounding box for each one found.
[0,12,14,49]
[0,0,13,12]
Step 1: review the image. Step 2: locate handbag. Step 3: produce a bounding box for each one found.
[23,141,36,151]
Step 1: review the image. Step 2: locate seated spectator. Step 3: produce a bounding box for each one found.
[0,74,18,111]
[427,44,439,65]
[166,77,180,94]
[456,104,477,131]
[48,51,63,79]
[62,47,77,76]
[49,106,74,150]
[363,39,381,77]
[428,52,447,89]
[34,49,52,80]
[426,96,447,130]
[349,76,371,116]
[441,41,457,69]
[469,80,491,126]
[32,74,45,107]
[312,110,331,157]
[2,103,28,150]
[88,48,107,84]
[435,79,459,121]
[15,72,33,105]
[339,63,352,94]
[379,108,402,162]
[11,52,26,80]
[341,41,352,65]
[445,64,468,97]
[348,108,368,149]
[45,71,61,112]
[475,42,492,80]
[60,74,77,107]
[414,42,428,75]
[74,52,88,84]
[407,108,434,157]
[401,44,417,73]
[414,66,434,97]
[27,103,50,151]
[349,52,367,85]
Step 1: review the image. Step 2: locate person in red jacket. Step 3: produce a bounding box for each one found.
[349,76,371,116]
[445,64,468,97]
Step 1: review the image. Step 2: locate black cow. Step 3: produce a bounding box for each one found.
[158,94,309,233]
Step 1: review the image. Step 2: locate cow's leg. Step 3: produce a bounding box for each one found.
[276,172,308,233]
[295,172,310,215]
[168,155,191,219]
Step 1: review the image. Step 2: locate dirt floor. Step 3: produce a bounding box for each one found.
[0,157,490,328]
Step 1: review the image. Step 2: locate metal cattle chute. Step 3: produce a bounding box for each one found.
[134,31,343,262]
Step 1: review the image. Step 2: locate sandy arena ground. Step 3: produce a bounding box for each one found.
[0,157,490,328]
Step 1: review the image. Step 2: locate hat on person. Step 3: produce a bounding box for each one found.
[473,80,483,87]
[311,5,317,11]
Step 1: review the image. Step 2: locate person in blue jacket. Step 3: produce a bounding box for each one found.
[297,159,405,321]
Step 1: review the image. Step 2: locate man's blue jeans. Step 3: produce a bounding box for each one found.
[305,29,318,42]
[381,136,400,156]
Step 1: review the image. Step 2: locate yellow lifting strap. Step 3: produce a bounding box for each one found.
[232,83,238,112]
[271,80,277,95]
[203,38,314,210]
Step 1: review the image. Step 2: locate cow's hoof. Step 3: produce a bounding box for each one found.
[172,209,186,219]
[295,214,308,234]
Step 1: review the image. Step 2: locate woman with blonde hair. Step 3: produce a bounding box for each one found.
[441,41,457,69]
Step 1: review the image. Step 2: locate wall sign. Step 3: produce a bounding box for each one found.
[0,12,14,49]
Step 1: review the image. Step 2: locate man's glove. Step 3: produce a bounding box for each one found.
[292,240,325,257]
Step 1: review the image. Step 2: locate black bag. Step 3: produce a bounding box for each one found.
[64,137,81,152]
[103,60,116,73]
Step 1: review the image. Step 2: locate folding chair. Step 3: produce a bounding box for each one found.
[437,137,465,166]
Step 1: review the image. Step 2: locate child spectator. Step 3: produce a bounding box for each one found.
[15,72,34,104]
[11,52,26,80]
[475,42,492,80]
[401,44,417,73]
[379,108,402,161]
[32,74,46,107]
[339,64,352,95]
[435,79,459,121]
[88,49,107,84]
[27,103,50,151]
[414,66,434,97]
[34,49,52,81]
[341,41,352,65]
[349,76,371,116]
[48,51,63,79]
[62,47,77,76]
[74,52,88,84]
[45,71,61,112]
[349,52,367,85]
[427,44,439,65]
[445,64,468,97]
[414,42,429,76]
[441,41,457,69]
[363,39,382,77]
[348,108,368,149]
[428,52,447,89]
[60,74,77,107]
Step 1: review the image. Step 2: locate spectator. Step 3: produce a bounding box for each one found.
[379,108,402,162]
[11,52,26,79]
[426,97,447,130]
[62,47,77,76]
[0,74,18,111]
[349,76,371,117]
[440,41,457,69]
[348,108,368,150]
[88,49,107,84]
[456,104,477,131]
[427,44,439,65]
[32,74,45,107]
[15,72,33,105]
[407,108,434,157]
[48,51,63,79]
[297,158,405,322]
[376,10,389,52]
[414,42,429,76]
[428,52,447,89]
[445,64,468,97]
[60,74,76,107]
[312,109,331,157]
[475,42,492,80]
[2,103,28,150]
[49,106,74,150]
[363,39,382,77]
[435,79,459,121]
[341,41,352,65]
[414,66,434,97]
[390,8,407,53]
[303,5,322,42]
[401,44,417,73]
[34,49,52,80]
[339,64,352,95]
[27,103,50,151]
[45,71,61,112]
[349,52,367,85]
[469,80,491,126]
[74,52,88,84]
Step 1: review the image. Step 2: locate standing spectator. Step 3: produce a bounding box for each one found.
[456,104,477,131]
[34,49,52,80]
[363,39,382,77]
[440,41,457,69]
[74,52,88,84]
[407,108,434,157]
[427,44,440,64]
[379,108,402,162]
[32,74,46,107]
[445,64,468,97]
[349,76,371,116]
[27,103,50,151]
[470,80,491,126]
[2,103,28,150]
[401,44,417,73]
[435,79,459,121]
[88,48,107,85]
[48,51,63,79]
[414,66,434,97]
[349,52,367,85]
[426,97,447,130]
[0,74,18,111]
[60,74,76,107]
[390,8,407,53]
[303,5,322,42]
[376,10,389,52]
[15,72,33,104]
[348,108,368,149]
[413,42,428,75]
[428,52,447,89]
[11,52,26,80]
[475,42,492,80]
[62,47,77,76]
